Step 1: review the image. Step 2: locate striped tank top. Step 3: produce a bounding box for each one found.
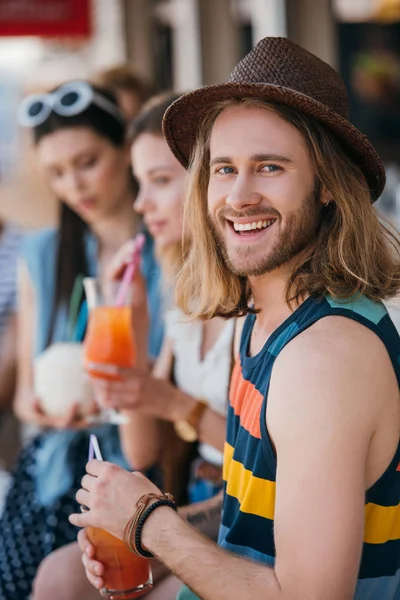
[219,295,400,600]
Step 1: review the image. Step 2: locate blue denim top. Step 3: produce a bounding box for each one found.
[23,227,163,507]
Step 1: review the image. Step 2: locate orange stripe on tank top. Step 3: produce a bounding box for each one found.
[229,361,264,439]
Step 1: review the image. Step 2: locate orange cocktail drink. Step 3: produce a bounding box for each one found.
[84,305,136,380]
[87,526,153,599]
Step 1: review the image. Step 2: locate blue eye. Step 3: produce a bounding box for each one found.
[261,164,280,173]
[217,166,235,175]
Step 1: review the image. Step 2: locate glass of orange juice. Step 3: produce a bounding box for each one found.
[86,525,153,599]
[82,436,153,598]
[83,277,136,424]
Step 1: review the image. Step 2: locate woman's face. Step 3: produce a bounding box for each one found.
[131,132,185,250]
[36,126,132,224]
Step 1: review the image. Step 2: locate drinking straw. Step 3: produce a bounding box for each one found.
[88,434,103,461]
[72,300,88,342]
[114,233,146,307]
[68,274,84,341]
[83,277,97,313]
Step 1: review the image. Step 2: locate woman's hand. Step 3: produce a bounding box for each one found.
[69,461,167,539]
[77,528,105,591]
[88,365,195,423]
[107,239,149,368]
[17,391,99,429]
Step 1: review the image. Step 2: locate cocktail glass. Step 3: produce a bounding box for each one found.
[86,526,153,599]
[83,277,136,424]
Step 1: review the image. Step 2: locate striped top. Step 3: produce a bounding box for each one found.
[0,223,23,341]
[219,295,400,600]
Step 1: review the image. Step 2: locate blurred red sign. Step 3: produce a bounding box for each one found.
[0,0,91,37]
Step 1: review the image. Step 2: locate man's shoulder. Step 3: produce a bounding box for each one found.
[282,312,390,366]
[270,314,396,428]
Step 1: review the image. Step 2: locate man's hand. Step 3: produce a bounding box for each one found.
[69,461,170,539]
[77,529,105,591]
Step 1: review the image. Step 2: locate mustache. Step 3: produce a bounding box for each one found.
[217,207,281,220]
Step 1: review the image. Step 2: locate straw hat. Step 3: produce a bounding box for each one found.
[163,37,385,201]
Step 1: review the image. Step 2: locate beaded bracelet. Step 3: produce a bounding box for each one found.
[123,492,176,556]
[135,497,178,558]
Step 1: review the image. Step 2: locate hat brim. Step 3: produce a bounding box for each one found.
[163,82,385,202]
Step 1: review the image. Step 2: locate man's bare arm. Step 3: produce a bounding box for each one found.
[139,317,393,600]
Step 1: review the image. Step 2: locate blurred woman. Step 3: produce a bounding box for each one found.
[94,92,233,503]
[94,64,154,121]
[33,92,235,600]
[0,81,162,600]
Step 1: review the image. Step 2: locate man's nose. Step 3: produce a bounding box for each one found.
[225,174,262,210]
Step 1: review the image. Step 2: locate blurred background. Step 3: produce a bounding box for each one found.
[1,0,400,229]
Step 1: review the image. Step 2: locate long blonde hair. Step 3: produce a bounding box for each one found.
[130,91,183,284]
[176,97,400,320]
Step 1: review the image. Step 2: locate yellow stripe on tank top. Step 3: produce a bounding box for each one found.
[223,442,276,520]
[364,502,400,544]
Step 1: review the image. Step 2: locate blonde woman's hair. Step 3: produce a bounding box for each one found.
[175,97,400,320]
[130,91,183,284]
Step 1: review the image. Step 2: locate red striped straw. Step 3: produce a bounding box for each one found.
[114,233,146,307]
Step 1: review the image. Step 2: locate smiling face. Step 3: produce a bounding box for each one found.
[36,126,132,224]
[132,132,185,251]
[207,105,324,277]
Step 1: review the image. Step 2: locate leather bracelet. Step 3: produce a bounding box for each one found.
[135,498,178,558]
[123,492,176,556]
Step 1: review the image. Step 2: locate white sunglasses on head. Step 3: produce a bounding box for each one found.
[18,81,125,127]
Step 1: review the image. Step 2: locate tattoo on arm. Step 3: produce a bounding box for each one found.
[185,499,223,528]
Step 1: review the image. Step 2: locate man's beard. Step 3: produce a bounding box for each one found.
[210,184,322,277]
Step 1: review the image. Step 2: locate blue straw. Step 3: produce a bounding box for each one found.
[72,300,88,342]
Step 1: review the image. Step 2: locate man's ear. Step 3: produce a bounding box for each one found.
[320,187,333,207]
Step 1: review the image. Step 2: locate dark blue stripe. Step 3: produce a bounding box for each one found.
[366,444,400,507]
[227,424,277,481]
[219,524,276,566]
[359,538,400,579]
[221,493,276,559]
[226,404,240,448]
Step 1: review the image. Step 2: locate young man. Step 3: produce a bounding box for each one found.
[71,38,400,600]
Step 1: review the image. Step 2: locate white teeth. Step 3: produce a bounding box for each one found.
[233,219,275,232]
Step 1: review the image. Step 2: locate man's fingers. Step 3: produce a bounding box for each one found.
[77,528,95,556]
[85,458,111,477]
[69,510,91,528]
[81,555,105,589]
[81,473,96,491]
[75,488,91,509]
[69,506,102,531]
[82,552,105,578]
